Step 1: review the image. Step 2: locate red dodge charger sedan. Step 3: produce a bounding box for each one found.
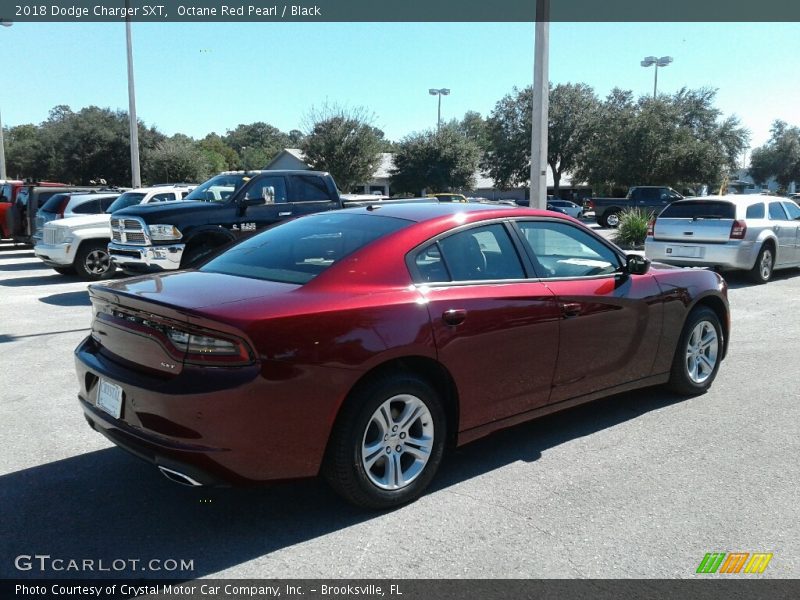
[75,203,729,508]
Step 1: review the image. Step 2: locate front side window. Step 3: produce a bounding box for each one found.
[516,220,620,278]
[184,174,252,203]
[782,201,800,220]
[243,176,287,203]
[107,192,146,213]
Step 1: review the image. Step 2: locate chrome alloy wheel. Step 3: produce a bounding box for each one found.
[361,394,434,490]
[606,212,621,228]
[685,320,719,385]
[759,248,773,281]
[84,249,112,275]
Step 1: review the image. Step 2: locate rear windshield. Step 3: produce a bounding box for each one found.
[659,200,735,219]
[40,193,72,212]
[202,213,411,284]
[107,192,146,213]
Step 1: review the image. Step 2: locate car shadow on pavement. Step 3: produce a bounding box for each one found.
[722,268,799,289]
[39,291,91,307]
[0,386,687,580]
[0,247,33,256]
[0,261,52,272]
[0,274,80,287]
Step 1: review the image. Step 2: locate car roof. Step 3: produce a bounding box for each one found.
[124,185,193,194]
[677,194,779,206]
[333,201,557,223]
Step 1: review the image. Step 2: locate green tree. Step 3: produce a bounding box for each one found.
[482,83,600,194]
[198,133,238,173]
[301,104,384,191]
[575,87,748,194]
[143,137,212,184]
[223,122,290,168]
[390,124,480,194]
[749,120,800,192]
[457,110,490,152]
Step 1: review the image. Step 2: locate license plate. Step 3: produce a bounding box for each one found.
[97,379,123,419]
[666,245,702,258]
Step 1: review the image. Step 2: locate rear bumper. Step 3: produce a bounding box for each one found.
[108,242,185,272]
[645,238,758,270]
[74,335,338,484]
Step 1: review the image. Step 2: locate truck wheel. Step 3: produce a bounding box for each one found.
[605,211,622,228]
[180,243,218,269]
[323,373,446,509]
[53,266,76,276]
[74,241,116,281]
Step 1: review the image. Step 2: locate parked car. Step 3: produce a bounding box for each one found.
[645,194,800,283]
[76,203,729,509]
[34,185,195,280]
[547,199,584,218]
[0,180,64,240]
[33,191,123,242]
[6,183,100,244]
[589,186,684,228]
[427,193,469,203]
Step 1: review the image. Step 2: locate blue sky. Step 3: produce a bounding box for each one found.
[1,21,798,153]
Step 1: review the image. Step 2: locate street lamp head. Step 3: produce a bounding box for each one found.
[641,56,657,67]
[656,56,673,67]
[428,89,438,95]
[440,88,450,95]
[429,88,450,96]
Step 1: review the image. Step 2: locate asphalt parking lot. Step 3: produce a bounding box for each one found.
[1,238,798,579]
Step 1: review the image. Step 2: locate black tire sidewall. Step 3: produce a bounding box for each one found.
[75,242,115,280]
[749,245,773,284]
[326,374,446,509]
[669,306,723,395]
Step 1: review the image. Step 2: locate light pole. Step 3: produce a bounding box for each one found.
[0,19,12,180]
[125,2,141,188]
[529,0,549,209]
[640,56,673,99]
[428,88,450,132]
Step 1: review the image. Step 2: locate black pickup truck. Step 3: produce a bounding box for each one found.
[109,170,416,273]
[588,186,683,228]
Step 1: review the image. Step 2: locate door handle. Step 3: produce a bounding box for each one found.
[560,302,582,318]
[279,211,292,217]
[442,309,466,326]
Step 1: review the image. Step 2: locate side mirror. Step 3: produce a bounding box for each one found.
[241,193,266,207]
[626,253,651,275]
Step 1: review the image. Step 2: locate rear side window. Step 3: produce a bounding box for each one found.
[202,213,410,284]
[293,176,332,202]
[659,201,735,219]
[150,193,176,202]
[746,203,765,219]
[768,202,788,221]
[99,196,118,211]
[40,193,71,212]
[73,200,101,214]
[424,224,525,283]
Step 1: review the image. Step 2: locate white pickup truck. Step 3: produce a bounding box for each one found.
[34,185,194,280]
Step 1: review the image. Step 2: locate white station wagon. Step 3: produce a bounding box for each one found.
[645,194,800,283]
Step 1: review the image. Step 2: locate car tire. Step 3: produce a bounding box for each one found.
[180,243,217,269]
[747,244,774,284]
[323,373,446,510]
[605,211,621,228]
[74,241,116,281]
[53,266,76,275]
[667,306,723,396]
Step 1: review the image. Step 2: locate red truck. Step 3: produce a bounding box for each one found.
[0,180,70,240]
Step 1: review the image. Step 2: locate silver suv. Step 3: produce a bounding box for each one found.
[645,194,800,283]
[34,192,122,241]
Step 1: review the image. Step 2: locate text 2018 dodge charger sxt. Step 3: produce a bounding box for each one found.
[75,204,729,508]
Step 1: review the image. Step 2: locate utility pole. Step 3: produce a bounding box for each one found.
[125,2,141,188]
[529,0,549,209]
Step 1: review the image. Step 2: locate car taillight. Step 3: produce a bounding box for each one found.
[56,197,70,218]
[588,200,595,209]
[166,328,252,366]
[730,220,747,239]
[647,218,655,237]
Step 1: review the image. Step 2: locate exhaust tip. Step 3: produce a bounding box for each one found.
[158,466,203,487]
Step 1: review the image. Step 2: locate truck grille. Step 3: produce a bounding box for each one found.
[110,218,149,245]
[43,227,57,245]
